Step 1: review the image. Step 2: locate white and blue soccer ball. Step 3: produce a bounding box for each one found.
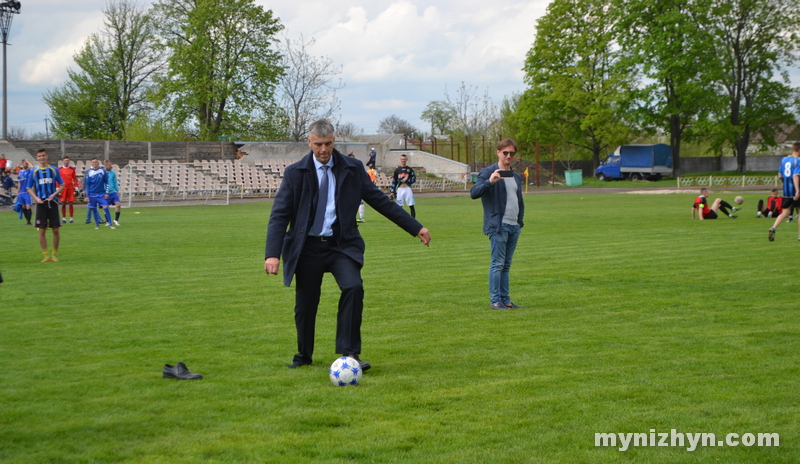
[329,356,362,386]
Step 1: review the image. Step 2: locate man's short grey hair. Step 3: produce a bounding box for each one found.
[309,119,335,138]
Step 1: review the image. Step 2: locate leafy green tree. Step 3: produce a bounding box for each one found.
[420,100,456,136]
[153,0,284,141]
[519,0,636,168]
[616,0,715,171]
[44,0,161,139]
[125,113,191,141]
[695,0,800,172]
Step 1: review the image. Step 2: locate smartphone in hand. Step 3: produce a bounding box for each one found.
[498,170,514,178]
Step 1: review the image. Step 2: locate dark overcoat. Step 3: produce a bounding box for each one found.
[266,149,423,286]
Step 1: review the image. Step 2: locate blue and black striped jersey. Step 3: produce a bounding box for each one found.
[778,156,800,198]
[27,166,63,199]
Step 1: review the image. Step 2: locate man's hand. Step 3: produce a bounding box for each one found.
[489,169,502,184]
[264,257,280,275]
[417,227,431,247]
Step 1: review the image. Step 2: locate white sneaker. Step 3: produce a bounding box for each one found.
[69,218,74,223]
[105,222,111,227]
[113,220,120,226]
[110,226,115,230]
[756,212,762,218]
[62,218,66,224]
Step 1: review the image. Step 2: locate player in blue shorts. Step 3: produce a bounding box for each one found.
[768,142,800,241]
[27,149,64,262]
[83,158,115,230]
[104,160,122,226]
[15,159,33,225]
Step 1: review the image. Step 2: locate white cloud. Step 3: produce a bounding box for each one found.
[18,12,106,85]
[20,39,85,85]
[11,0,552,133]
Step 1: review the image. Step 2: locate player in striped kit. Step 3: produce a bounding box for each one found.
[26,149,64,262]
[769,142,800,241]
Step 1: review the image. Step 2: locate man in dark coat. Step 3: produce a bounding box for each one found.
[265,119,431,370]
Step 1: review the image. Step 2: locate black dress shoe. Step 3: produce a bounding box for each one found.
[348,354,371,372]
[163,362,203,380]
[288,360,311,369]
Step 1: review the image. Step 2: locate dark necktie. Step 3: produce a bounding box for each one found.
[312,165,330,235]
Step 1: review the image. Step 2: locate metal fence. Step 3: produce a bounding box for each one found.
[677,175,779,189]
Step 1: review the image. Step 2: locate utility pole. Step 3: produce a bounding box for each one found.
[0,1,21,140]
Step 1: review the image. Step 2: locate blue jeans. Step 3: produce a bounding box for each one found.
[488,223,520,304]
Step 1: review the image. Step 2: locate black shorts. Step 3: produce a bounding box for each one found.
[781,197,795,210]
[35,199,61,229]
[704,210,718,219]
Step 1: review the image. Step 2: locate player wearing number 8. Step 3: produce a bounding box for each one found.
[768,142,800,241]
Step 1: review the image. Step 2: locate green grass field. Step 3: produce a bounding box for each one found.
[1,192,797,463]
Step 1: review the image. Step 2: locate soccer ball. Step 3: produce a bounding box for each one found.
[329,356,362,387]
[734,196,744,205]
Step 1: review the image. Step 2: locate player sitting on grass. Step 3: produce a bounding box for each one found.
[756,188,782,218]
[692,188,739,220]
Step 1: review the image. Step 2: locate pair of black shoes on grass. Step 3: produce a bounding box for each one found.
[289,355,371,372]
[163,362,203,380]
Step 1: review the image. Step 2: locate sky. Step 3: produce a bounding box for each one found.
[3,0,551,138]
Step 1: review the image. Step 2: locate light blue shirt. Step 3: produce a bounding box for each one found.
[312,156,336,236]
[106,169,119,193]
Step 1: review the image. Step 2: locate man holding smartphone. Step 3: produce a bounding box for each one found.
[470,139,525,310]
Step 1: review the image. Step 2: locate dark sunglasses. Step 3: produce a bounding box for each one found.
[502,151,516,156]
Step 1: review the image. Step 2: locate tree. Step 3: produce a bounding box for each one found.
[377,115,419,138]
[337,121,360,140]
[153,0,284,141]
[696,0,800,172]
[44,0,162,139]
[278,34,343,142]
[498,93,522,141]
[125,113,192,141]
[444,82,499,139]
[616,0,715,171]
[519,0,636,168]
[420,100,455,136]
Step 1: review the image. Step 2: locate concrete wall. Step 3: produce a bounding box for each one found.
[6,140,238,166]
[382,150,469,182]
[238,142,373,166]
[676,155,781,175]
[675,157,721,176]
